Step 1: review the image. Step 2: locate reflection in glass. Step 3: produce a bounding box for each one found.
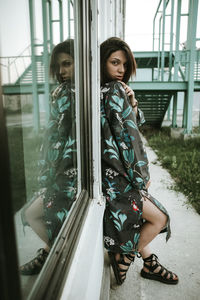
[1,0,78,297]
[19,39,77,276]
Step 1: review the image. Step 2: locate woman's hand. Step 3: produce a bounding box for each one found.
[119,81,138,110]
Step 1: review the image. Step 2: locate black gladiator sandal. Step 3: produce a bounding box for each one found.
[141,254,179,285]
[108,252,135,285]
[20,248,49,275]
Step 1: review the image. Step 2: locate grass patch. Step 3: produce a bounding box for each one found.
[141,126,200,214]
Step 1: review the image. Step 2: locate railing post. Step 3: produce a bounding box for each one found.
[42,0,50,124]
[48,0,53,52]
[185,0,199,133]
[168,0,174,81]
[182,92,187,128]
[152,0,162,51]
[174,0,181,81]
[8,58,11,84]
[153,18,155,51]
[172,92,177,127]
[167,98,171,121]
[161,0,166,81]
[158,17,162,80]
[29,0,40,133]
[58,0,63,42]
[68,0,71,38]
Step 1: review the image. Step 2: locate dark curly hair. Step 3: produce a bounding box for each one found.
[100,37,136,84]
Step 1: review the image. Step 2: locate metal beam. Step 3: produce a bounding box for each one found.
[133,51,170,58]
[2,84,57,95]
[129,81,187,91]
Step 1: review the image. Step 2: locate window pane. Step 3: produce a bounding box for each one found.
[0,0,80,297]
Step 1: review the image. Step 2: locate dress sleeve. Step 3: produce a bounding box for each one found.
[38,83,77,187]
[103,82,150,190]
[137,108,145,127]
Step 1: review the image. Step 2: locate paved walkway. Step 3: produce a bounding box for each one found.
[110,137,200,300]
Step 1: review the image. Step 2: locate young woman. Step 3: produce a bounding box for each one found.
[100,37,179,285]
[20,39,77,275]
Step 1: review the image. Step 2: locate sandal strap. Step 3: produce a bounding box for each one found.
[143,254,159,270]
[118,253,135,267]
[37,248,48,260]
[20,248,48,274]
[108,252,135,285]
[118,254,131,267]
[143,253,174,280]
[124,253,135,262]
[143,253,158,263]
[117,253,135,275]
[118,266,129,274]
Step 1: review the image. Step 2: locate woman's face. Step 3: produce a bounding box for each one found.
[106,50,127,81]
[57,52,74,82]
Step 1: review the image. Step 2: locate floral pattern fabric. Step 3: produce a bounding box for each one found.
[101,81,171,254]
[23,82,77,245]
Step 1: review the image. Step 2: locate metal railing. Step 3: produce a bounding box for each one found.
[178,49,200,81]
[0,45,31,85]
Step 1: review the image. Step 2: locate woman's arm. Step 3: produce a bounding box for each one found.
[102,82,150,190]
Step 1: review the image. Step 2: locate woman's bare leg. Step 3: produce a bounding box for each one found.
[25,196,50,251]
[112,198,167,279]
[140,245,152,259]
[20,196,50,274]
[138,197,167,253]
[138,198,178,281]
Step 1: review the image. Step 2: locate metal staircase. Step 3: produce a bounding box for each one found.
[129,49,200,128]
[133,51,173,127]
[135,90,173,127]
[2,54,55,95]
[15,56,45,85]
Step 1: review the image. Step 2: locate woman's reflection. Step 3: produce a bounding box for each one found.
[20,39,77,275]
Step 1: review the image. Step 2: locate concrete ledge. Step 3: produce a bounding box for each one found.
[183,132,200,140]
[100,250,110,300]
[170,127,184,139]
[171,127,200,140]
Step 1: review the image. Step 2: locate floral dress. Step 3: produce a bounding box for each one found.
[22,82,77,245]
[101,81,171,254]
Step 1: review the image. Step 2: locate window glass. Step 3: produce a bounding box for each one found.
[0,0,80,297]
